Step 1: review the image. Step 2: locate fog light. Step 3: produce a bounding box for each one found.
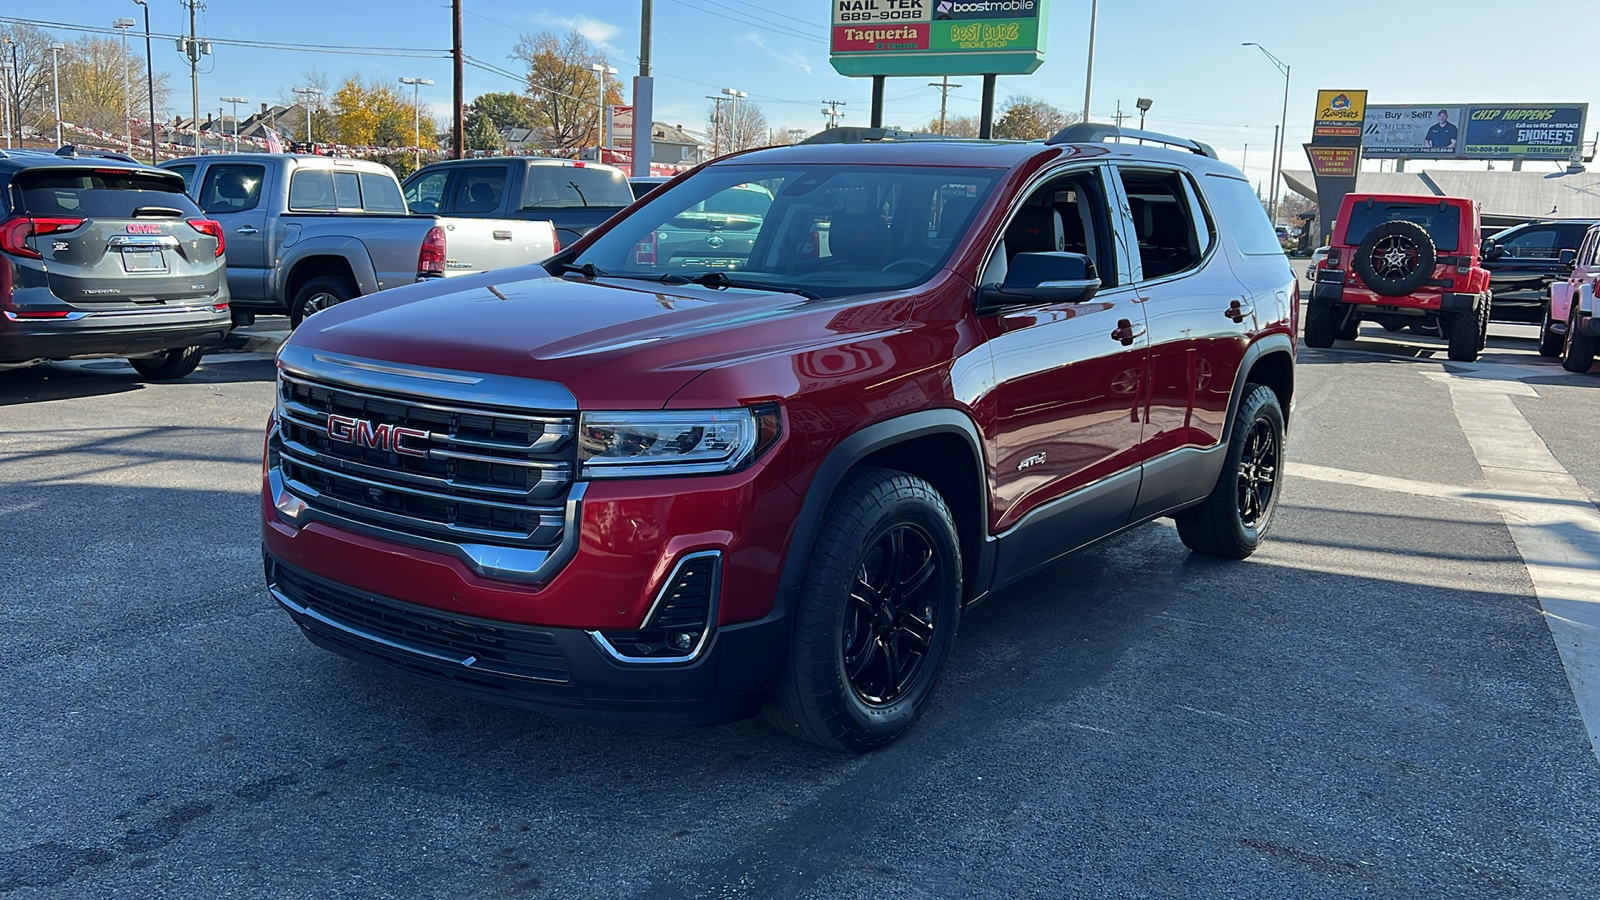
[668,631,696,651]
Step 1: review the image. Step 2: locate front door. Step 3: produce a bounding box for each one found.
[196,162,271,303]
[979,164,1147,577]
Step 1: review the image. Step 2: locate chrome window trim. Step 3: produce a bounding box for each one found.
[587,550,722,665]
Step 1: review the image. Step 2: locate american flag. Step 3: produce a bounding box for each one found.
[264,128,284,154]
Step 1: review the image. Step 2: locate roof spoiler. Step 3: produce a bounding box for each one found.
[1045,123,1218,159]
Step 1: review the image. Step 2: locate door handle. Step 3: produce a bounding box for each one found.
[1111,318,1147,346]
[235,225,259,235]
[492,230,513,241]
[1225,299,1254,323]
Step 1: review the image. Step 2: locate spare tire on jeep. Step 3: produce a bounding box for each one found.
[1353,220,1437,297]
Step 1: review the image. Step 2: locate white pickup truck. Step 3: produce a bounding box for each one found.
[161,154,556,326]
[1547,222,1599,373]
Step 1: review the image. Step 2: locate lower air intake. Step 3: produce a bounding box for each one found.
[594,551,721,662]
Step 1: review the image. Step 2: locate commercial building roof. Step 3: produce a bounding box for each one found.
[1284,167,1600,226]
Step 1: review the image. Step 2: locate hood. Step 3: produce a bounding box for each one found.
[285,267,916,409]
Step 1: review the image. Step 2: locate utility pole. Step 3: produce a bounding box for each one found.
[631,0,654,177]
[114,18,136,152]
[1111,100,1129,129]
[451,0,464,158]
[705,95,728,156]
[821,99,846,130]
[1082,0,1098,123]
[928,76,962,134]
[1,41,12,149]
[181,0,208,153]
[134,0,157,162]
[49,42,64,147]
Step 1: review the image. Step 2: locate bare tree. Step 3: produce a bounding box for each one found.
[511,29,623,151]
[992,95,1077,140]
[57,35,168,134]
[925,114,980,138]
[706,99,769,156]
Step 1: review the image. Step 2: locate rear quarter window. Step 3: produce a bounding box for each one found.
[13,169,199,218]
[288,169,336,212]
[522,166,633,209]
[1201,174,1283,256]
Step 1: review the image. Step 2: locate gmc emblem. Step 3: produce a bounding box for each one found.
[327,414,429,457]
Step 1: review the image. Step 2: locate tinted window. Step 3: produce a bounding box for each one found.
[166,164,197,192]
[359,172,406,214]
[1498,225,1561,259]
[288,169,335,211]
[522,165,633,209]
[573,164,998,300]
[1344,201,1460,252]
[404,170,448,213]
[1121,168,1204,279]
[198,164,264,214]
[13,169,199,218]
[1201,174,1283,256]
[450,166,506,213]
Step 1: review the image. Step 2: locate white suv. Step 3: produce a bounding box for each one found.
[1547,223,1599,372]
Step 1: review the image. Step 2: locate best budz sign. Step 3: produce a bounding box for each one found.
[830,0,1048,77]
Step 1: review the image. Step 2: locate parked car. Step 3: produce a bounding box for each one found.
[161,154,557,326]
[1305,245,1328,280]
[401,157,634,249]
[1546,222,1599,372]
[646,182,774,271]
[1,147,230,378]
[629,175,672,200]
[1481,219,1597,324]
[261,125,1297,751]
[1306,192,1490,362]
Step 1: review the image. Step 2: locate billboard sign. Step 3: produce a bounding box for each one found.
[1463,105,1587,159]
[1362,105,1465,158]
[830,0,1048,77]
[1305,144,1360,178]
[608,105,634,149]
[1312,90,1367,140]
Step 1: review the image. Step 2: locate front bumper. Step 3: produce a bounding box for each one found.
[0,306,230,363]
[265,556,787,724]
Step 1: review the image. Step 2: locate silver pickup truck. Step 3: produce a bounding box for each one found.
[161,154,556,326]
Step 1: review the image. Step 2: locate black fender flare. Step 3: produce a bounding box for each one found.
[1221,333,1296,445]
[774,408,991,611]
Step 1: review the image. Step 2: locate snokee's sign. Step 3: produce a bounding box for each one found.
[830,0,1048,77]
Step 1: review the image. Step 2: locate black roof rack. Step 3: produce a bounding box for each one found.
[800,127,1020,145]
[1045,123,1217,159]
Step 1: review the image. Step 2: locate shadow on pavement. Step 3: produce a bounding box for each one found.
[0,357,276,406]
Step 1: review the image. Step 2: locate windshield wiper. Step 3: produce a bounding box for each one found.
[566,181,589,207]
[661,270,820,300]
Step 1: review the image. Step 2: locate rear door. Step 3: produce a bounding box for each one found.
[196,162,270,302]
[14,167,222,306]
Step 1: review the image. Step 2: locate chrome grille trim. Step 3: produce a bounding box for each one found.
[279,436,564,500]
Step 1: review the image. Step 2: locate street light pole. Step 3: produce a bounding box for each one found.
[49,42,65,148]
[1082,0,1098,123]
[292,87,319,145]
[221,95,246,152]
[114,18,136,152]
[399,77,433,168]
[134,0,157,162]
[721,87,746,151]
[1243,42,1291,225]
[589,63,617,160]
[1,43,12,149]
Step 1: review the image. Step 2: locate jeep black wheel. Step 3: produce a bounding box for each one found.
[1303,298,1337,348]
[1444,304,1483,363]
[1563,303,1596,373]
[1539,305,1565,357]
[764,468,961,752]
[1352,219,1437,297]
[1335,307,1361,341]
[128,346,204,380]
[1175,384,1284,559]
[1476,292,1492,351]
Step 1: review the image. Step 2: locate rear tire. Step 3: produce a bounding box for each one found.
[290,275,358,328]
[1539,305,1565,357]
[1303,298,1337,348]
[1175,384,1285,559]
[128,346,204,380]
[1476,292,1492,352]
[1444,302,1483,363]
[1563,305,1596,373]
[1335,307,1361,341]
[763,468,962,753]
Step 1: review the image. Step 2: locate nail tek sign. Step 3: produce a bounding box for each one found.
[830,0,1049,77]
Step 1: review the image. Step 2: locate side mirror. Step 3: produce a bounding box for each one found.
[1481,239,1504,260]
[1559,248,1577,267]
[978,252,1101,309]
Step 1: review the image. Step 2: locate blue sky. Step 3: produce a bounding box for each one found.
[44,0,1600,189]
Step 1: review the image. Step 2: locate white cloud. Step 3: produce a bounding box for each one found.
[546,14,624,54]
[737,33,813,76]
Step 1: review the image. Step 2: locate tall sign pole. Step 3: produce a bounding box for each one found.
[631,0,654,178]
[1082,0,1097,123]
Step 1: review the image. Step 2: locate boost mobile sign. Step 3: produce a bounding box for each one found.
[1363,103,1588,160]
[830,0,1048,77]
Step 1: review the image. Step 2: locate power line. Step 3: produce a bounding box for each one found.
[658,0,827,45]
[0,15,449,58]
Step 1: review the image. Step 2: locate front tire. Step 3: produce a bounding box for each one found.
[1539,305,1566,357]
[1175,384,1285,559]
[764,468,962,752]
[1443,301,1483,363]
[289,275,358,328]
[128,346,204,380]
[1563,305,1597,373]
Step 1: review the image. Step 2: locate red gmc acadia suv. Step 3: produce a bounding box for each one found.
[261,126,1298,751]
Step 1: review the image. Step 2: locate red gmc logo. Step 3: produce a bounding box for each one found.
[327,414,429,457]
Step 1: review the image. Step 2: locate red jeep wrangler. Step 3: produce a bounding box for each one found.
[1305,192,1491,362]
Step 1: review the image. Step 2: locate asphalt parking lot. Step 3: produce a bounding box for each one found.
[3,320,1599,898]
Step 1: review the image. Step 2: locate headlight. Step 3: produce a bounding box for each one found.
[579,405,780,478]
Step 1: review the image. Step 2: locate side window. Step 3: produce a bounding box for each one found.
[981,166,1118,290]
[197,164,264,214]
[332,171,362,211]
[1118,168,1203,281]
[1200,174,1282,256]
[1181,174,1215,257]
[404,170,448,214]
[288,169,335,212]
[1501,226,1560,259]
[449,166,507,213]
[359,173,406,214]
[166,164,198,195]
[1582,230,1600,267]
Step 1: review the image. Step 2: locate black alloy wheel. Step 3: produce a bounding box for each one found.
[1369,234,1421,279]
[1235,418,1279,530]
[842,523,940,707]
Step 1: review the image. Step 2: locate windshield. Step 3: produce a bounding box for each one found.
[1344,202,1461,252]
[522,165,633,209]
[571,164,999,299]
